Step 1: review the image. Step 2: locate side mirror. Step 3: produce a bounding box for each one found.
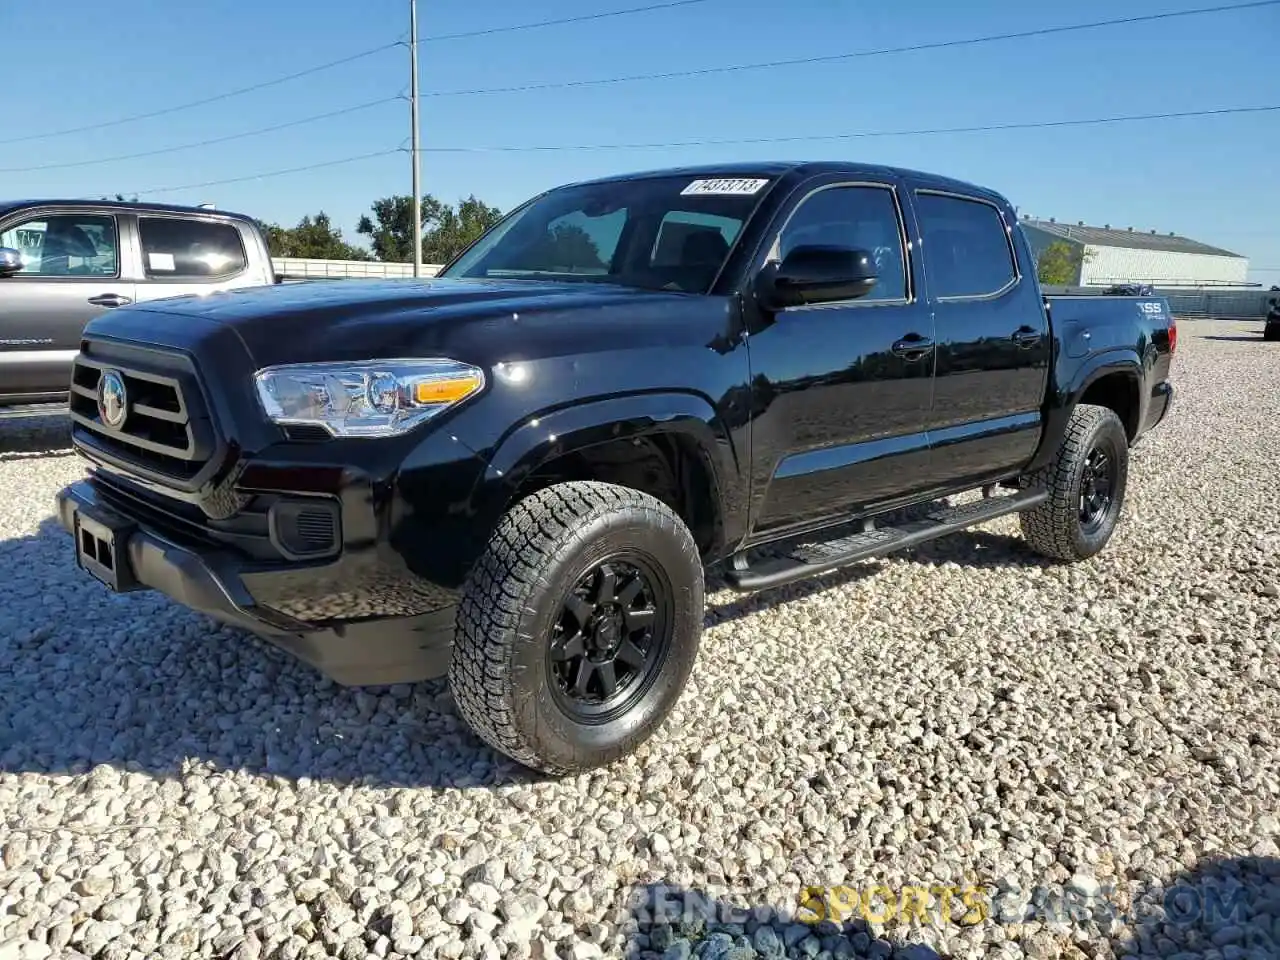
[0,247,24,278]
[757,244,878,310]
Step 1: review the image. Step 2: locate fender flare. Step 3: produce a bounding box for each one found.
[1064,350,1144,408]
[472,390,743,548]
[1028,349,1144,471]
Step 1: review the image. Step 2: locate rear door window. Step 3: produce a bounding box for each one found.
[914,192,1017,299]
[139,217,247,280]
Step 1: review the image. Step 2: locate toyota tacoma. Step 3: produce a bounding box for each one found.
[55,162,1176,773]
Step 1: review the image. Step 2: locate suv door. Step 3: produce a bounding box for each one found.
[129,214,258,304]
[909,188,1050,488]
[0,209,134,401]
[744,178,936,539]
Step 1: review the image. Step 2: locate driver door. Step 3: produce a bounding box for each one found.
[744,178,937,539]
[0,209,134,400]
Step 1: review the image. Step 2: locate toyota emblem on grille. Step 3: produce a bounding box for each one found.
[97,370,128,428]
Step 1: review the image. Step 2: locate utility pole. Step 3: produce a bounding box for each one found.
[409,0,423,278]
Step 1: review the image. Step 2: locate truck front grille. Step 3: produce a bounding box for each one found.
[69,343,216,482]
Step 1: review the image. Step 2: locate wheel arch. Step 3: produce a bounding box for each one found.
[473,391,743,560]
[1027,350,1144,472]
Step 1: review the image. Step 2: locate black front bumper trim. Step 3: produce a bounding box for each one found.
[56,480,454,686]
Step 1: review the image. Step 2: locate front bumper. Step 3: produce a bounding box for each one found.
[56,479,456,685]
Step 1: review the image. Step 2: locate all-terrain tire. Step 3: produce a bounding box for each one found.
[450,481,704,775]
[1264,323,1280,342]
[1020,403,1129,562]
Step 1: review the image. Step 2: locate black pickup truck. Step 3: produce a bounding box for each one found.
[55,162,1175,773]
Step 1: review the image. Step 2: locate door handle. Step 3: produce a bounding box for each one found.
[891,334,935,360]
[1012,326,1043,348]
[88,294,132,308]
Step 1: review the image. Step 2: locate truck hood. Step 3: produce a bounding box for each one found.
[90,277,716,367]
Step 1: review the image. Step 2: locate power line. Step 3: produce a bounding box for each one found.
[3,0,716,147]
[419,0,711,41]
[121,103,1277,197]
[415,104,1280,153]
[0,44,400,147]
[0,98,402,173]
[124,148,403,197]
[421,0,1280,98]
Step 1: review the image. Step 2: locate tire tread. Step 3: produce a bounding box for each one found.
[1020,403,1126,562]
[450,480,699,774]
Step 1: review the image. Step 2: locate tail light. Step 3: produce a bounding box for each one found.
[1168,318,1178,353]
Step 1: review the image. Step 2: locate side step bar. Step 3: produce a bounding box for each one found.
[724,488,1048,593]
[0,402,68,421]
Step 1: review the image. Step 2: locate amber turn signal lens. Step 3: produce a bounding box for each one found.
[413,374,482,405]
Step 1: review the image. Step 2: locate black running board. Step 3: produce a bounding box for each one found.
[724,488,1048,593]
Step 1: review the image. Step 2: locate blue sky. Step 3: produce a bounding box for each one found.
[5,0,1278,282]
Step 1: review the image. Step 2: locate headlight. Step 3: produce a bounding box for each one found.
[253,359,484,438]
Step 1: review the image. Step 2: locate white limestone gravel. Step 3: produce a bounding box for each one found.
[1,318,1278,960]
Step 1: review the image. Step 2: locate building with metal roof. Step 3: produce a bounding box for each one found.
[1019,216,1249,287]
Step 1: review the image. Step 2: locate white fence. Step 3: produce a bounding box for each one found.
[272,258,443,280]
[1042,285,1275,319]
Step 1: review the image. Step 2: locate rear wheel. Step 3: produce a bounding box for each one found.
[1020,403,1129,561]
[1264,322,1280,342]
[450,481,703,774]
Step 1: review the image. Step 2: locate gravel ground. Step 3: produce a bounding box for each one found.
[1,318,1278,960]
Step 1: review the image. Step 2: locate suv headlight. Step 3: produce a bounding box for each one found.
[253,359,485,438]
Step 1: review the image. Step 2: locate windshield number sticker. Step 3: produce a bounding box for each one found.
[680,178,769,196]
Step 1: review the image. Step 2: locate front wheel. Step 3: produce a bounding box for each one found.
[450,481,704,775]
[1020,403,1130,562]
[1264,322,1280,342]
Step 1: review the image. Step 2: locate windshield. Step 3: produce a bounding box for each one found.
[440,175,772,294]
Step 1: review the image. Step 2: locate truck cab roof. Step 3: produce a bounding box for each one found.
[570,160,1007,203]
[0,199,256,221]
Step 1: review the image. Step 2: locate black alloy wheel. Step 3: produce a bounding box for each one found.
[548,558,673,722]
[1020,403,1130,562]
[1078,445,1116,534]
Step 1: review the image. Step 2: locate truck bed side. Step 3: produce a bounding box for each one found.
[1035,294,1176,463]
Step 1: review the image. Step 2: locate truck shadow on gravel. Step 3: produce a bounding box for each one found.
[0,516,540,790]
[1,503,1045,790]
[610,854,1279,959]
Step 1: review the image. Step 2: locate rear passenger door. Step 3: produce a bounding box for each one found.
[128,215,257,304]
[910,188,1050,488]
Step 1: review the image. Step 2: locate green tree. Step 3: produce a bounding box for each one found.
[422,195,503,264]
[356,196,416,262]
[357,194,503,264]
[1036,241,1088,285]
[260,212,371,260]
[1036,241,1079,285]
